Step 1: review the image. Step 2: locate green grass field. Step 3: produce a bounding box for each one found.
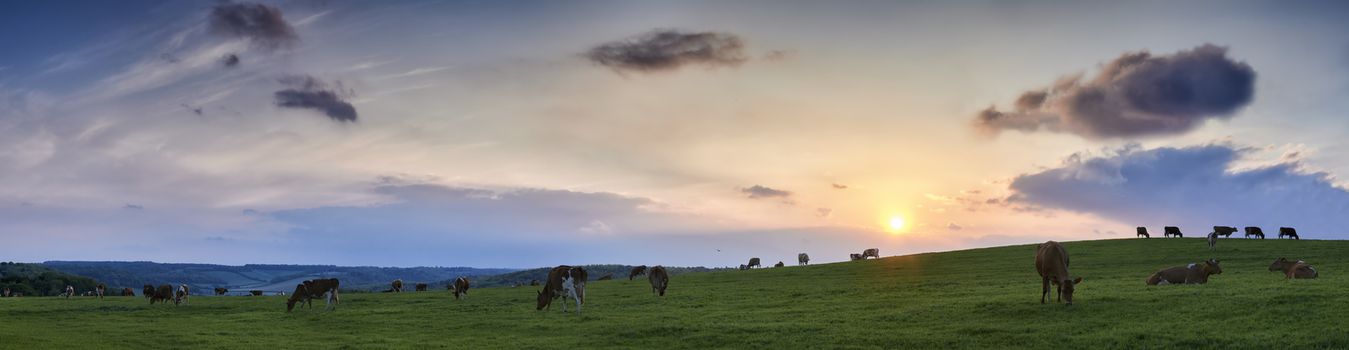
[3,238,1347,349]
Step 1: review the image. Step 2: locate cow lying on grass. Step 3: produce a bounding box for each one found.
[1147,259,1222,285]
[537,265,587,314]
[1034,241,1082,305]
[287,278,340,312]
[415,283,428,292]
[1269,258,1318,279]
[648,266,669,296]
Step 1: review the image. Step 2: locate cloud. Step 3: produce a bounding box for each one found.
[816,208,832,218]
[123,204,144,210]
[975,44,1256,139]
[947,222,962,231]
[831,183,848,189]
[1007,143,1349,237]
[273,75,358,122]
[221,53,240,67]
[741,185,791,199]
[209,2,299,51]
[585,29,747,73]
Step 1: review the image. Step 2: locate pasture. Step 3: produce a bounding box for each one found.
[3,238,1347,349]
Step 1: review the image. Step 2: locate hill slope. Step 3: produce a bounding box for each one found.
[4,238,1347,348]
[0,262,100,297]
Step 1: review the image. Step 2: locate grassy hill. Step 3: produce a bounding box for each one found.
[42,261,517,294]
[470,264,721,288]
[4,238,1347,348]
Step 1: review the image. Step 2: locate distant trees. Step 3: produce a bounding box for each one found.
[0,262,101,296]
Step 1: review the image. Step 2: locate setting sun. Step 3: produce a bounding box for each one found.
[889,216,906,231]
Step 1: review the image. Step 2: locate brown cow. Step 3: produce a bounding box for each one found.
[648,266,669,296]
[121,288,135,297]
[1269,258,1318,279]
[861,248,880,259]
[1034,241,1082,305]
[1244,226,1265,239]
[1213,226,1237,238]
[391,279,404,293]
[143,285,155,300]
[452,277,470,300]
[536,265,587,314]
[287,278,340,312]
[1279,227,1300,240]
[798,253,810,265]
[415,283,428,292]
[214,287,228,296]
[747,258,761,269]
[774,261,785,268]
[151,284,174,304]
[629,265,648,280]
[96,283,106,299]
[529,279,540,286]
[1147,259,1223,285]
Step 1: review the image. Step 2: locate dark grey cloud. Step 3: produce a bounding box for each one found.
[975,44,1256,139]
[1008,144,1349,237]
[585,29,747,73]
[273,75,358,122]
[221,53,240,68]
[741,185,791,199]
[209,2,298,51]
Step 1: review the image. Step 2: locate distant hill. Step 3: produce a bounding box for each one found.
[466,264,722,288]
[42,261,518,295]
[0,262,100,296]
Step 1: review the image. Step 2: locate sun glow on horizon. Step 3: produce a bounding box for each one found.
[889,216,906,231]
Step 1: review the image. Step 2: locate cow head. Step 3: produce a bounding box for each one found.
[1204,259,1223,274]
[1061,277,1083,305]
[1268,258,1289,272]
[536,290,552,310]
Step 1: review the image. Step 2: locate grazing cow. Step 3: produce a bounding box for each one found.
[849,253,863,261]
[414,283,428,292]
[391,279,404,293]
[1213,226,1237,238]
[1279,227,1300,240]
[1244,226,1265,239]
[738,264,748,270]
[121,288,135,297]
[529,280,540,286]
[1163,226,1183,238]
[143,285,155,300]
[214,287,228,296]
[747,258,761,269]
[174,284,190,305]
[1146,259,1223,285]
[2,287,8,297]
[452,277,470,300]
[1136,227,1149,238]
[862,248,880,259]
[536,266,587,314]
[96,283,106,299]
[597,274,613,281]
[287,278,340,312]
[1207,231,1217,251]
[64,285,74,299]
[798,253,810,266]
[629,265,648,280]
[152,284,174,304]
[648,266,669,296]
[249,290,263,296]
[1269,258,1318,279]
[774,261,785,268]
[1034,241,1083,305]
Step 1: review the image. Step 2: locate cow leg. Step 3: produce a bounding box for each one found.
[1040,276,1049,304]
[1055,282,1062,303]
[569,288,582,314]
[326,289,338,311]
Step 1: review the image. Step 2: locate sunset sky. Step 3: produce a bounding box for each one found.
[3,1,1349,267]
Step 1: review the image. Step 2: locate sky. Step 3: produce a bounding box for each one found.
[2,0,1349,268]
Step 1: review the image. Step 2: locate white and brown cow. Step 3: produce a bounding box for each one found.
[391,279,404,293]
[1269,258,1318,279]
[536,265,587,314]
[1207,231,1218,251]
[2,287,10,298]
[861,248,880,259]
[63,285,74,299]
[95,283,106,299]
[629,265,648,280]
[1034,241,1083,305]
[1147,259,1223,285]
[287,278,340,312]
[174,284,190,305]
[648,266,669,296]
[798,253,810,266]
[452,277,470,300]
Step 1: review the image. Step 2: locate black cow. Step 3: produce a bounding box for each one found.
[1163,226,1183,238]
[1279,227,1300,240]
[1213,226,1237,238]
[1244,227,1266,239]
[1136,227,1149,238]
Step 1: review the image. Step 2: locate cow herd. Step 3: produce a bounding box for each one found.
[737,248,877,270]
[1136,226,1302,240]
[1035,234,1322,306]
